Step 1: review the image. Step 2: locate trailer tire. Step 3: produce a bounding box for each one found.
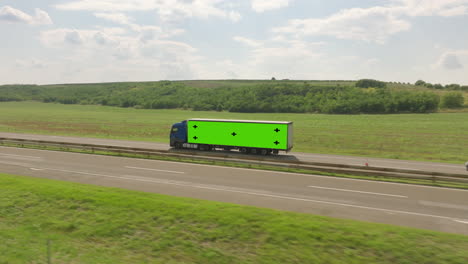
[240,148,248,153]
[260,149,268,155]
[272,150,279,155]
[250,148,257,154]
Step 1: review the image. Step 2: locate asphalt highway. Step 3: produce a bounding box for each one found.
[1,146,467,235]
[0,132,466,174]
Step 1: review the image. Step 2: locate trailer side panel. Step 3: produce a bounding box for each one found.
[187,120,290,150]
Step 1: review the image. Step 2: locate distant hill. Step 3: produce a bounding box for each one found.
[0,80,466,114]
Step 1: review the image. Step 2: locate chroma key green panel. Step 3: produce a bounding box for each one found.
[187,119,291,150]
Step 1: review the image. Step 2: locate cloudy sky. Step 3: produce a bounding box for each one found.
[1,0,468,85]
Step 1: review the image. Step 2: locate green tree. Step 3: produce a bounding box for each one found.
[355,79,386,88]
[415,80,426,86]
[440,92,464,108]
[445,83,461,90]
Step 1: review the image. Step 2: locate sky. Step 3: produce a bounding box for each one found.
[1,0,468,85]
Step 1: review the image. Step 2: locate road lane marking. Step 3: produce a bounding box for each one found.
[307,185,408,198]
[419,200,468,211]
[38,168,117,178]
[125,166,185,174]
[35,166,467,223]
[454,220,468,224]
[0,160,32,167]
[152,161,468,192]
[0,153,42,160]
[8,146,463,193]
[119,175,466,223]
[30,168,45,171]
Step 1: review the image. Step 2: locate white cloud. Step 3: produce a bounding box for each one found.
[33,8,53,25]
[41,29,90,47]
[233,36,261,47]
[440,54,463,69]
[38,27,202,81]
[273,6,411,44]
[93,12,185,40]
[55,0,152,12]
[251,0,292,13]
[0,6,52,25]
[271,0,468,44]
[396,0,468,17]
[94,12,132,25]
[56,0,241,22]
[229,37,326,78]
[94,32,119,46]
[435,50,468,70]
[64,30,83,45]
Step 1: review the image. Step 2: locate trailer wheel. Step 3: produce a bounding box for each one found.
[240,148,248,153]
[250,148,257,154]
[260,149,268,155]
[272,150,279,155]
[199,145,208,151]
[174,142,181,149]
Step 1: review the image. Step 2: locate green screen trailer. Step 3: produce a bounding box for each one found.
[186,118,293,154]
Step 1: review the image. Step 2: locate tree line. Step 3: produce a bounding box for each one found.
[0,80,464,114]
[414,80,468,91]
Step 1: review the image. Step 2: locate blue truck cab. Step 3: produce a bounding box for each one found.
[169,120,187,148]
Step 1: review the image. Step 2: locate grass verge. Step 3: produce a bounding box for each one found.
[2,141,467,190]
[1,173,467,264]
[0,101,467,163]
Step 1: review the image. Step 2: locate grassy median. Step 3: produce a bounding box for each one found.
[0,173,467,264]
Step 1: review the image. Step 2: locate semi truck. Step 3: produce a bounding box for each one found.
[170,118,293,155]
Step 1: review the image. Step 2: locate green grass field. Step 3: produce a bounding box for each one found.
[0,101,467,163]
[1,173,467,264]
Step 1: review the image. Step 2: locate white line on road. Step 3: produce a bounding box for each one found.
[157,161,468,192]
[0,160,32,167]
[418,200,468,211]
[125,166,185,174]
[307,185,408,198]
[35,167,466,223]
[0,153,42,159]
[454,220,468,224]
[44,168,107,176]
